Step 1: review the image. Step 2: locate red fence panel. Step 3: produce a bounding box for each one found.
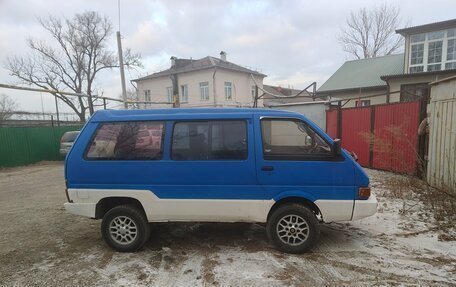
[372,101,420,174]
[325,109,338,139]
[372,105,394,170]
[326,101,421,174]
[341,107,371,167]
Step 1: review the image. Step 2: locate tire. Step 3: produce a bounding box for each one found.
[101,204,150,252]
[266,204,320,254]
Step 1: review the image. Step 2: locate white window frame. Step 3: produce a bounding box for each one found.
[200,82,209,101]
[409,28,456,73]
[166,87,173,103]
[224,81,232,100]
[180,84,188,103]
[144,90,151,102]
[446,28,456,69]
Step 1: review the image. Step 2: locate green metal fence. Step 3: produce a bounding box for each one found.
[0,125,83,168]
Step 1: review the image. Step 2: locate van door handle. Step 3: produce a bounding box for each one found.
[261,166,274,171]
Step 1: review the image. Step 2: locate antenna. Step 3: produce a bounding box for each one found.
[117,0,127,108]
[118,0,121,32]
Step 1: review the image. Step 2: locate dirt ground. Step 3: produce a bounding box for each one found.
[0,162,455,286]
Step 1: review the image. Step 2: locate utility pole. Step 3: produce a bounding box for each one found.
[117,31,128,109]
[53,93,60,127]
[171,74,179,108]
[254,85,259,108]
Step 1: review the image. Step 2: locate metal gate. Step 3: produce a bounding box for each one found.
[326,101,422,174]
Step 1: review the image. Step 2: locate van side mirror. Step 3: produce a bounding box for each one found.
[305,135,312,146]
[333,139,341,156]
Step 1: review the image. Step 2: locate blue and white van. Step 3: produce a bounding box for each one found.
[64,108,377,253]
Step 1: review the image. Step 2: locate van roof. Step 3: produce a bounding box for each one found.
[90,108,301,122]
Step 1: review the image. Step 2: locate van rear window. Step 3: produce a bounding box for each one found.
[171,120,247,160]
[86,121,164,160]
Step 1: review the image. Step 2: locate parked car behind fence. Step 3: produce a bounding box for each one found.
[60,131,80,158]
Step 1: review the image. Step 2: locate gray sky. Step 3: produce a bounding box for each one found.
[0,0,455,114]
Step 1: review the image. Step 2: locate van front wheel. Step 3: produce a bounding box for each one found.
[266,204,320,253]
[101,205,150,252]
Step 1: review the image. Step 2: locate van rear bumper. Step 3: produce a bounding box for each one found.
[64,202,96,218]
[352,195,378,220]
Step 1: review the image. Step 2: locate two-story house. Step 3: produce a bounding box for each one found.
[132,52,266,108]
[317,18,456,107]
[382,19,456,103]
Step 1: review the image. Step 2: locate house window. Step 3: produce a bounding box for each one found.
[400,83,429,102]
[167,87,173,103]
[446,29,456,69]
[251,85,256,101]
[224,82,232,100]
[427,41,442,71]
[355,100,371,107]
[410,44,424,65]
[144,90,151,102]
[181,84,188,102]
[409,28,456,73]
[86,121,165,160]
[410,66,424,73]
[200,82,209,101]
[171,120,247,160]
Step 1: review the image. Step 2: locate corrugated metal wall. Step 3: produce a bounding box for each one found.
[326,101,421,174]
[427,80,456,190]
[341,107,371,167]
[325,109,338,139]
[0,125,82,168]
[373,102,420,174]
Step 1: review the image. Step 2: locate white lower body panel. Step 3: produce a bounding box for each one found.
[314,200,354,222]
[65,189,274,222]
[65,189,377,223]
[352,195,378,220]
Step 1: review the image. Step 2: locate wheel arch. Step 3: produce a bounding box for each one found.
[268,195,321,221]
[95,197,146,219]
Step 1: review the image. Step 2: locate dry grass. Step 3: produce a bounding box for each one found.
[360,124,456,234]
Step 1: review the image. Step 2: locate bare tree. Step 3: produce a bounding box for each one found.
[125,88,140,109]
[5,11,142,122]
[0,94,18,124]
[339,4,404,59]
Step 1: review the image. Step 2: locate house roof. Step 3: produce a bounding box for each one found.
[262,84,322,104]
[381,68,456,80]
[133,56,266,81]
[396,19,456,36]
[317,54,404,94]
[263,85,301,96]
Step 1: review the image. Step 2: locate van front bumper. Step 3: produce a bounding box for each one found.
[64,202,96,218]
[352,195,378,220]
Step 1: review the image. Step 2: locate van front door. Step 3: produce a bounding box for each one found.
[254,116,356,222]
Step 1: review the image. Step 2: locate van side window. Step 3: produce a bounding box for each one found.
[261,119,331,160]
[172,121,247,160]
[86,121,164,160]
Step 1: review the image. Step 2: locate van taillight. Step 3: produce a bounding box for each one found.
[358,187,371,199]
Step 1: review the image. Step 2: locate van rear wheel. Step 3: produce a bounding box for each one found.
[101,204,150,252]
[267,204,319,254]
